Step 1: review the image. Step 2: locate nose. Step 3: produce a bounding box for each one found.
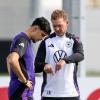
[55,27,59,32]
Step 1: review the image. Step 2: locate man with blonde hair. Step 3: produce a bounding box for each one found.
[35,10,84,100]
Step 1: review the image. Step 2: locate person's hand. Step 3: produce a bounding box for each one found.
[25,80,33,90]
[55,60,66,72]
[44,64,54,75]
[18,78,33,90]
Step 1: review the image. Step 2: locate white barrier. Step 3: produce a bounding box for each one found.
[0,76,100,100]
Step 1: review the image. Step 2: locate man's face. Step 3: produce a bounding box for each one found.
[31,26,47,42]
[51,17,68,36]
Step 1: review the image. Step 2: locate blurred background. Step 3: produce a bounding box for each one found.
[0,0,100,100]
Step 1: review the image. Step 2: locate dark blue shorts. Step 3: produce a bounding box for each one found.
[42,96,80,100]
[9,83,33,100]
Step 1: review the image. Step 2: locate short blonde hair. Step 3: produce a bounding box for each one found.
[51,9,68,20]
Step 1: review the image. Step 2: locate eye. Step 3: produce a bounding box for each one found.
[41,33,46,37]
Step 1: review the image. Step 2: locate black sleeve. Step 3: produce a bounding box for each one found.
[11,37,28,57]
[63,36,84,63]
[35,40,47,73]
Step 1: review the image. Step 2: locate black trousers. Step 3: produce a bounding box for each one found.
[42,97,80,100]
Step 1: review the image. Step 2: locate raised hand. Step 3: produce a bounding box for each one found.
[55,60,66,72]
[44,64,54,75]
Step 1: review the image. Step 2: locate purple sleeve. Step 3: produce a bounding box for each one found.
[11,37,28,57]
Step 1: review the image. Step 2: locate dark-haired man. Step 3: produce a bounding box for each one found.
[6,17,51,100]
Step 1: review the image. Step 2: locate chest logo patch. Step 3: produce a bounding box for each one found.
[53,50,67,63]
[66,41,72,48]
[48,44,54,47]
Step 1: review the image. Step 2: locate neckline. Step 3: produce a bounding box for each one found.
[21,32,31,41]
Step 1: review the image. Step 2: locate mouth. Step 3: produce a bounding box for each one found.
[32,40,36,43]
[56,32,64,35]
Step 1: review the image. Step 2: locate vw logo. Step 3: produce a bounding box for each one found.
[53,50,67,63]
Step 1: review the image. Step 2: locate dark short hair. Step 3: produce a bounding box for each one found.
[31,17,51,35]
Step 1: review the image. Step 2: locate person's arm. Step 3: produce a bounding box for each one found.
[6,37,32,89]
[6,55,11,74]
[35,40,47,73]
[6,53,32,89]
[7,52,27,83]
[63,36,84,63]
[35,40,54,74]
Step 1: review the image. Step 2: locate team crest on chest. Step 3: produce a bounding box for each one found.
[66,41,72,48]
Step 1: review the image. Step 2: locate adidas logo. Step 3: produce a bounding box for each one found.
[19,43,24,47]
[48,44,54,47]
